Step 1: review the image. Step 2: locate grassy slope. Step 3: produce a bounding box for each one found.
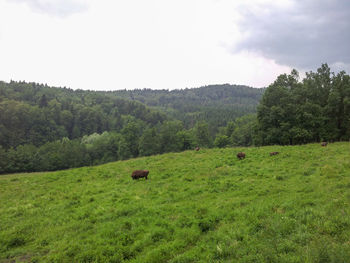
[1,143,350,263]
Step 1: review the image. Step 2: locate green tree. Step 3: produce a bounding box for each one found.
[194,121,212,147]
[255,64,350,145]
[118,136,132,160]
[121,119,142,157]
[214,135,230,148]
[159,121,183,153]
[225,121,235,137]
[256,71,299,145]
[13,144,38,172]
[176,129,196,151]
[231,114,257,146]
[139,127,161,156]
[39,94,48,108]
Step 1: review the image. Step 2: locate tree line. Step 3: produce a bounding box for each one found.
[0,120,213,173]
[254,64,350,145]
[0,81,259,173]
[213,64,350,146]
[0,113,257,174]
[1,64,348,174]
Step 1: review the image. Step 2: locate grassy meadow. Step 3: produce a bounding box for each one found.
[1,142,350,262]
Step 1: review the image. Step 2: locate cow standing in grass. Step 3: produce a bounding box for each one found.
[131,170,149,180]
[237,152,246,160]
[270,152,279,156]
[321,142,328,147]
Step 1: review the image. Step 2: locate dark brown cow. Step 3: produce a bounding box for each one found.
[195,147,200,151]
[237,152,246,160]
[321,142,328,147]
[270,152,279,156]
[131,170,149,180]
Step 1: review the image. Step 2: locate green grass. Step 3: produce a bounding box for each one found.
[1,142,350,262]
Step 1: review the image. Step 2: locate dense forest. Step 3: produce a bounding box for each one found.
[1,63,348,174]
[110,84,263,131]
[0,82,260,174]
[0,81,167,148]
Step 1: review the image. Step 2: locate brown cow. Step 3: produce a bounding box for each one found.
[270,152,279,156]
[131,170,149,180]
[237,152,246,160]
[195,147,200,151]
[321,142,328,147]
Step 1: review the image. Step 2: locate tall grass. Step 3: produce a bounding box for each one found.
[1,142,350,262]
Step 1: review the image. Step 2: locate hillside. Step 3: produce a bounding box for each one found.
[0,81,166,149]
[109,84,264,129]
[0,82,263,147]
[0,81,263,174]
[1,142,350,262]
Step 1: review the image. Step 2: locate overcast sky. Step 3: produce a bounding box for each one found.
[0,0,349,90]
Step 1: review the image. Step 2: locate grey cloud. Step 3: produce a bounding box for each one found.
[233,0,350,70]
[12,0,88,17]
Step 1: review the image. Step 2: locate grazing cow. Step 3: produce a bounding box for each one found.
[237,152,246,160]
[321,142,328,147]
[131,170,149,180]
[270,152,279,156]
[195,147,200,151]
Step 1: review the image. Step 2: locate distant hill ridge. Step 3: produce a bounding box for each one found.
[110,84,263,107]
[109,84,264,129]
[0,81,263,135]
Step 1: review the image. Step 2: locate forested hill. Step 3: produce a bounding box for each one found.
[0,82,263,149]
[0,81,263,174]
[109,84,264,128]
[0,81,166,149]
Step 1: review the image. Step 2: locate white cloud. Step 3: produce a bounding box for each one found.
[0,0,291,90]
[10,0,88,17]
